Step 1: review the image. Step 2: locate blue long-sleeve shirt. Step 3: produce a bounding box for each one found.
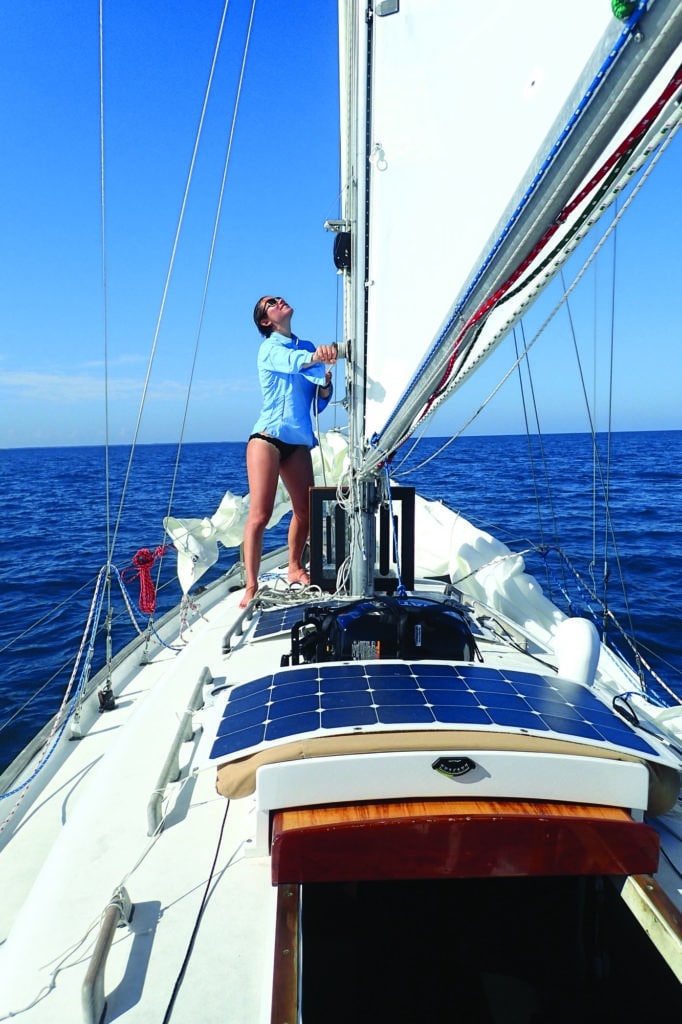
[251,332,332,448]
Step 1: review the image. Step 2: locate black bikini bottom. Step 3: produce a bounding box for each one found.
[248,433,301,463]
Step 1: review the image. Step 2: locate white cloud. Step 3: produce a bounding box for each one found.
[0,369,254,402]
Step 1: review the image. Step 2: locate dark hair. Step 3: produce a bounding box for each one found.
[253,296,273,338]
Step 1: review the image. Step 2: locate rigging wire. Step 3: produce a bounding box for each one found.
[93,0,250,669]
[103,0,232,564]
[589,257,600,596]
[98,0,116,683]
[1,3,245,752]
[394,109,680,481]
[604,207,619,628]
[511,323,568,596]
[99,0,111,568]
[155,0,258,596]
[0,576,99,659]
[557,251,641,663]
[380,64,682,460]
[389,121,680,677]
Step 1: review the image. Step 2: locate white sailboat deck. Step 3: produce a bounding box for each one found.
[2,559,680,1020]
[0,586,277,1022]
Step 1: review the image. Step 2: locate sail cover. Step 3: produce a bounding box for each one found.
[348,0,617,443]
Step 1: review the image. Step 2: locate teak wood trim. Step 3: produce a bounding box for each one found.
[271,884,299,1024]
[271,799,660,883]
[621,873,682,982]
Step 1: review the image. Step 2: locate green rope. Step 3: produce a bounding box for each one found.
[611,0,637,20]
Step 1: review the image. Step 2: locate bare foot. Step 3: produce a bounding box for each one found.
[239,583,258,609]
[287,568,310,587]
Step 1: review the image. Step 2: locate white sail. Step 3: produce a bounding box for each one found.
[340,0,682,462]
[343,0,609,440]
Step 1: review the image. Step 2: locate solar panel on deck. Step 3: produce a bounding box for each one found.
[251,605,308,640]
[208,662,660,763]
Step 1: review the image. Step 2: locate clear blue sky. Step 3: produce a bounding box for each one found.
[0,1,680,448]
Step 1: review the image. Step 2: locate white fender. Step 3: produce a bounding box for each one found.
[553,616,600,687]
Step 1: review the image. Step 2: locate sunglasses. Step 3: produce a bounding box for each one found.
[260,296,285,318]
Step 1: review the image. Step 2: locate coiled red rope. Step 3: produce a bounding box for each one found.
[124,545,169,614]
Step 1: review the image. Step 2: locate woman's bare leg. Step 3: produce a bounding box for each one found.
[240,438,281,607]
[279,446,314,582]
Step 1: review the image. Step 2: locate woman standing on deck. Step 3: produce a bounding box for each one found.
[240,296,336,607]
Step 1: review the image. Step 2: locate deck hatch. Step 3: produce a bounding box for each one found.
[206,661,661,764]
[271,800,661,882]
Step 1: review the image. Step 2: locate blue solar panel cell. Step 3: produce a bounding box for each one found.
[586,706,628,730]
[375,688,427,707]
[364,672,417,691]
[411,664,459,680]
[232,674,272,699]
[431,705,494,726]
[478,692,532,711]
[321,689,374,709]
[268,694,319,720]
[462,674,517,694]
[271,678,320,701]
[217,704,266,738]
[503,669,543,686]
[595,724,656,754]
[525,696,583,721]
[422,688,480,707]
[377,705,435,725]
[318,673,370,693]
[486,708,547,730]
[542,716,603,740]
[212,723,266,759]
[265,712,320,741]
[207,660,660,764]
[506,676,549,697]
[321,707,378,729]
[252,606,306,640]
[220,688,267,716]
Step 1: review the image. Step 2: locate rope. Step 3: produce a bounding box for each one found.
[122,546,170,615]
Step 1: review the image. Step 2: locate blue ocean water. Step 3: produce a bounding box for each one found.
[1,431,681,774]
